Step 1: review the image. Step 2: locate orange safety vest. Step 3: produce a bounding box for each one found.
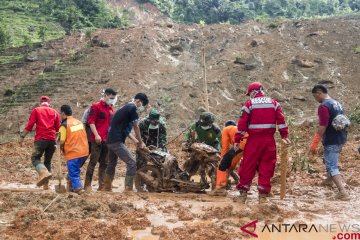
[63,116,89,161]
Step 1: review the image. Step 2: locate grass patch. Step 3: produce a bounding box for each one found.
[349,105,360,124]
[0,65,86,113]
[355,46,360,54]
[0,54,24,64]
[0,10,65,48]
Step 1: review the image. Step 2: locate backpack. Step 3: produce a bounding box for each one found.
[332,114,350,131]
[81,108,90,124]
[81,108,91,141]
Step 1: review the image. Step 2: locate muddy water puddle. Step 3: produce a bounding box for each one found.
[128,227,159,240]
[1,180,359,239]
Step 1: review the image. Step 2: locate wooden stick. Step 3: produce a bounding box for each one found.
[280,142,288,199]
[0,188,43,192]
[202,47,209,112]
[43,194,60,213]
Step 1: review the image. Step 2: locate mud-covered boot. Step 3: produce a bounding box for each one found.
[103,174,114,192]
[43,179,50,190]
[97,170,105,191]
[233,191,247,204]
[83,181,92,192]
[259,193,270,204]
[209,186,227,196]
[124,176,134,192]
[336,191,350,201]
[37,168,52,187]
[321,177,334,187]
[209,169,228,196]
[74,188,85,195]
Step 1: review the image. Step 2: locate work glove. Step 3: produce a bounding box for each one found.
[310,134,321,154]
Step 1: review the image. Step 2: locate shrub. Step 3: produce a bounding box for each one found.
[349,105,360,124]
[0,26,11,49]
[355,46,360,54]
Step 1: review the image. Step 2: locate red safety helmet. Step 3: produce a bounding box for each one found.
[246,82,263,96]
[39,96,51,103]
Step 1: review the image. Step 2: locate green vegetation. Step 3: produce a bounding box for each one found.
[137,0,360,24]
[349,105,360,124]
[0,26,11,49]
[291,155,317,174]
[355,46,360,54]
[0,0,130,49]
[0,54,24,64]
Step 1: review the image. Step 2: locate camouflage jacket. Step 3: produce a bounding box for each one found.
[139,118,167,150]
[185,121,221,151]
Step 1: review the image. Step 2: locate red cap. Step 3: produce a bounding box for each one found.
[246,82,263,96]
[39,96,50,103]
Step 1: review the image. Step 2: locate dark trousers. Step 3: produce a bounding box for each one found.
[106,142,136,177]
[31,139,56,172]
[84,142,108,187]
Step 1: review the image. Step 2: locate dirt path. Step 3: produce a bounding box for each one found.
[0,134,359,239]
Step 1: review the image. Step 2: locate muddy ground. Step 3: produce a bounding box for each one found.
[0,2,360,238]
[0,125,359,239]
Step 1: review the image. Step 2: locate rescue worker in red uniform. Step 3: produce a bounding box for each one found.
[20,96,61,189]
[234,82,290,204]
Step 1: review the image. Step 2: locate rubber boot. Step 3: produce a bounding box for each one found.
[259,193,270,204]
[321,176,334,187]
[37,168,52,187]
[97,170,105,191]
[209,170,227,196]
[336,191,350,201]
[43,179,50,190]
[74,188,85,195]
[234,191,247,204]
[103,174,114,192]
[124,176,134,192]
[83,179,92,192]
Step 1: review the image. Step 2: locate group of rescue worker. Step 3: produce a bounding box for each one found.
[20,81,351,203]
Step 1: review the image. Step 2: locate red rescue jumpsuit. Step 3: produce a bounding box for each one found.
[234,93,288,194]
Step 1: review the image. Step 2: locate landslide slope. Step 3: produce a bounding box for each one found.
[0,15,360,138]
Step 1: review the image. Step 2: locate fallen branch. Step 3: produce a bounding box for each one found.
[0,188,43,192]
[43,194,60,213]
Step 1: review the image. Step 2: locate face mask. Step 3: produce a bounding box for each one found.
[106,96,117,106]
[201,125,211,130]
[149,124,159,130]
[137,105,145,112]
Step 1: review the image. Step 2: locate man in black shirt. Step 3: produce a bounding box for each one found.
[104,93,149,192]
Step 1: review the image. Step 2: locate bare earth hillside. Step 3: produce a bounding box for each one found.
[0,5,360,239]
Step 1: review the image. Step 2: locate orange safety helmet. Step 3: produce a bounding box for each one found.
[246,82,263,96]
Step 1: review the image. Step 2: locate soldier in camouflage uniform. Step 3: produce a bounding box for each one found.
[139,108,167,151]
[183,112,221,176]
[184,112,221,151]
